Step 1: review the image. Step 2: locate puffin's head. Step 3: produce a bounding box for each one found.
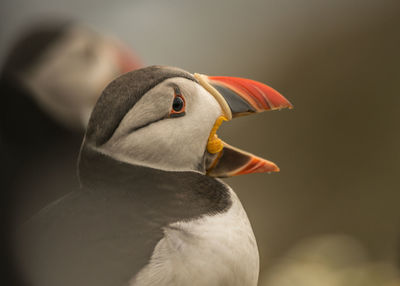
[82,65,292,177]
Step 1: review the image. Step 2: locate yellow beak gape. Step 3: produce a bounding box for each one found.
[207,116,228,154]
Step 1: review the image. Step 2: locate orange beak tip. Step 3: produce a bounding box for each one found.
[270,164,280,173]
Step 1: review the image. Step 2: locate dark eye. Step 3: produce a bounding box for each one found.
[172,96,184,112]
[169,88,186,118]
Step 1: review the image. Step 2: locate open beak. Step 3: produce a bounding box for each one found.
[194,73,293,178]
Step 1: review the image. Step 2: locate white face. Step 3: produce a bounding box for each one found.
[22,25,129,130]
[98,77,223,173]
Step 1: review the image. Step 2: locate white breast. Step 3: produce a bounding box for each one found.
[130,187,259,286]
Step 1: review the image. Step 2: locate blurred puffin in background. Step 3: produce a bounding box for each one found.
[0,20,142,285]
[0,20,142,220]
[15,66,292,286]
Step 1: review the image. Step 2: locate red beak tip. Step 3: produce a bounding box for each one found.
[260,162,280,173]
[268,165,280,173]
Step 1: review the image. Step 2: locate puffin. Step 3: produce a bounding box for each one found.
[14,66,292,286]
[0,22,141,286]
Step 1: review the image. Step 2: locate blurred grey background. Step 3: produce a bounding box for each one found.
[1,0,399,284]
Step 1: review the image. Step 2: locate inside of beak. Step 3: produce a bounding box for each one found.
[205,117,279,178]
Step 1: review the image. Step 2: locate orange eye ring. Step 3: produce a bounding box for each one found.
[169,88,186,117]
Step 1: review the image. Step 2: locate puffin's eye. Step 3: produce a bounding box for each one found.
[169,87,186,118]
[172,97,184,111]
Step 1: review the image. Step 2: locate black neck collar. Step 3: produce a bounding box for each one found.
[78,145,232,220]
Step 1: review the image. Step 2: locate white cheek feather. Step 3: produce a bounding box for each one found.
[130,188,259,286]
[101,79,223,173]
